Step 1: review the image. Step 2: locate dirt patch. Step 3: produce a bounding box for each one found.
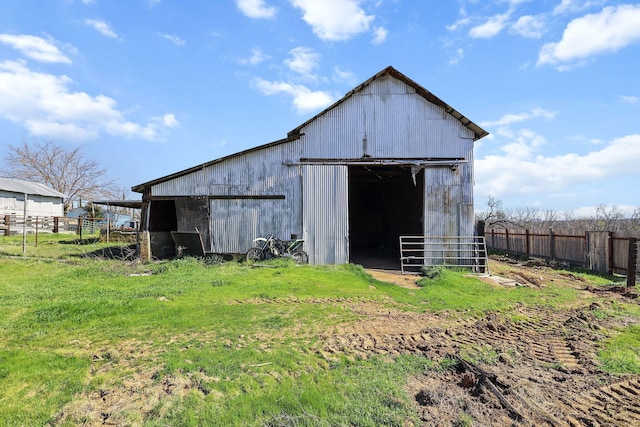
[320,260,640,426]
[366,268,421,289]
[54,340,219,426]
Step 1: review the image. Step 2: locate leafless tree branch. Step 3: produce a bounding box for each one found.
[2,139,119,213]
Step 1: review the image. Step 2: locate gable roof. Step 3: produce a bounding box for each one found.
[0,177,66,198]
[288,66,488,141]
[132,66,487,193]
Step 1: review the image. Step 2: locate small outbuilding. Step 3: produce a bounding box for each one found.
[132,66,488,264]
[0,177,65,218]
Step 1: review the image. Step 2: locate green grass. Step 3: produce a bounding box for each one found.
[599,325,640,374]
[414,268,578,314]
[0,234,638,425]
[0,232,106,258]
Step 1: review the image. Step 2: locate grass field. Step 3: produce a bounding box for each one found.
[0,234,638,426]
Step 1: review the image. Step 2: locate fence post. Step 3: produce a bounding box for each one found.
[627,238,637,289]
[525,229,530,259]
[3,215,9,236]
[78,216,83,239]
[505,229,510,253]
[585,231,589,268]
[549,228,556,260]
[53,216,59,233]
[607,231,614,275]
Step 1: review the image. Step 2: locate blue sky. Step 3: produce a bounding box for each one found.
[0,0,639,216]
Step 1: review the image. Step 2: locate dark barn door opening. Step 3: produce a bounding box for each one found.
[348,165,424,269]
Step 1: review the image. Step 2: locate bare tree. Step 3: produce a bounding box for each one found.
[476,196,513,229]
[594,204,627,231]
[2,140,118,213]
[477,199,640,234]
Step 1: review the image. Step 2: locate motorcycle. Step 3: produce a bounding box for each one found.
[246,234,309,264]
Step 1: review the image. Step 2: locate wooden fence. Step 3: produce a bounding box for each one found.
[0,215,106,236]
[482,225,639,286]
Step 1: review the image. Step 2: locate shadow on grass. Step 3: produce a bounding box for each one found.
[59,237,101,245]
[70,244,138,260]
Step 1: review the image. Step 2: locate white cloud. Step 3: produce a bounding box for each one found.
[0,34,72,64]
[469,12,511,38]
[553,0,605,16]
[0,60,175,141]
[237,47,270,65]
[290,0,374,41]
[236,0,276,19]
[446,17,471,32]
[159,34,185,46]
[477,107,639,203]
[476,134,640,199]
[617,95,639,104]
[284,47,320,77]
[449,48,464,65]
[538,5,640,69]
[159,113,179,127]
[480,108,556,128]
[510,15,545,38]
[333,66,358,85]
[372,27,388,45]
[571,204,637,217]
[84,18,118,39]
[253,77,335,114]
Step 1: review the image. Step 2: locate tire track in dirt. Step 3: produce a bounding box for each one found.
[317,301,639,426]
[561,378,640,426]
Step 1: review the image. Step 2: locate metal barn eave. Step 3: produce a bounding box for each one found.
[131,134,301,193]
[287,66,489,142]
[93,200,142,209]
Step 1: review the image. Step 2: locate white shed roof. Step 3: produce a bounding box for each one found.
[0,177,66,198]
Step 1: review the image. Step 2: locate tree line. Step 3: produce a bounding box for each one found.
[477,196,640,233]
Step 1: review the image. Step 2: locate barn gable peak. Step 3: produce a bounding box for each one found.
[287,66,488,141]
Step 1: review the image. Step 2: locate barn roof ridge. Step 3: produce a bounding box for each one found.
[132,66,487,193]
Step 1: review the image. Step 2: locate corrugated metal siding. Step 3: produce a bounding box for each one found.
[424,167,465,236]
[299,76,474,159]
[302,165,349,264]
[209,198,291,253]
[0,191,64,217]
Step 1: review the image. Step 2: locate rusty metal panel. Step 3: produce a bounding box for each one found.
[302,165,349,265]
[423,166,475,237]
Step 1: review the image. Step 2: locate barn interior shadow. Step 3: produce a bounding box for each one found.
[348,165,423,271]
